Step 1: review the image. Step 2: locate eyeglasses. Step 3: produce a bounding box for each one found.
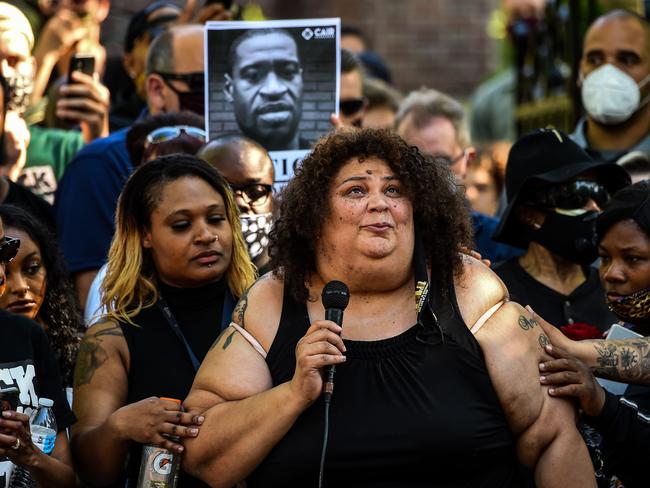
[146,126,207,146]
[0,236,20,264]
[532,180,610,210]
[153,72,205,92]
[339,98,367,117]
[432,150,467,166]
[229,183,273,207]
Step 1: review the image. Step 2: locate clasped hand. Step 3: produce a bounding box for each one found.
[112,397,204,455]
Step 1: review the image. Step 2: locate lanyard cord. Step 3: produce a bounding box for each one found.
[156,298,201,372]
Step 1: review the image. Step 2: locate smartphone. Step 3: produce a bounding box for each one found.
[67,53,95,82]
[0,386,19,413]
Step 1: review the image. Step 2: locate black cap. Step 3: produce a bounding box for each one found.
[124,1,181,53]
[493,128,631,248]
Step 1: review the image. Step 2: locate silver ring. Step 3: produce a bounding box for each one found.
[10,438,20,450]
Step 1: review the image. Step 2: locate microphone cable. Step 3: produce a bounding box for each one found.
[317,280,349,488]
[318,390,333,488]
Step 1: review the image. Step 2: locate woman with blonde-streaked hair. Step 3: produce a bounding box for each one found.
[70,154,255,488]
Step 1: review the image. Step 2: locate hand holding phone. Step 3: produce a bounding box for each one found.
[57,57,110,142]
[67,53,95,82]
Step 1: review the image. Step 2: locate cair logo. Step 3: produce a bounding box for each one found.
[302,26,335,41]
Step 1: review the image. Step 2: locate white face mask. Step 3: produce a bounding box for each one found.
[581,64,650,125]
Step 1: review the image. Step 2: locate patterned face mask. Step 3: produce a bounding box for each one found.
[607,287,650,324]
[6,72,33,116]
[240,213,272,261]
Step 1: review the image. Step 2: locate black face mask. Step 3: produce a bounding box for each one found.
[155,72,206,116]
[526,210,599,265]
[176,91,205,116]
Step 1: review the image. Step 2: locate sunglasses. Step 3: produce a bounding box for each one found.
[146,126,207,146]
[532,180,610,210]
[153,71,205,92]
[339,97,366,117]
[0,236,20,264]
[229,183,273,207]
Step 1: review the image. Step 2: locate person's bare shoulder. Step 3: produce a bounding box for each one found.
[232,271,285,353]
[454,254,509,328]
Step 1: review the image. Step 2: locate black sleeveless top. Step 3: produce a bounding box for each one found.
[246,281,526,488]
[120,280,229,488]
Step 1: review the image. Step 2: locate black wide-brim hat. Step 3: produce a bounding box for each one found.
[493,128,631,249]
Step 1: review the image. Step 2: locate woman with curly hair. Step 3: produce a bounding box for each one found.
[183,128,595,487]
[70,154,255,487]
[0,204,82,387]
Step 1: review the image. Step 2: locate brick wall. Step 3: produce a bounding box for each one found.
[258,0,499,99]
[102,0,498,100]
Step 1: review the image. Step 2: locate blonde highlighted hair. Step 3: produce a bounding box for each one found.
[101,154,256,324]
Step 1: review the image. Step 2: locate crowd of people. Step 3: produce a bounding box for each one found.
[0,0,648,487]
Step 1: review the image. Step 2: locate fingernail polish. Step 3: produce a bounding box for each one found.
[540,376,546,382]
[197,416,205,424]
[539,363,545,370]
[548,388,555,394]
[190,428,199,435]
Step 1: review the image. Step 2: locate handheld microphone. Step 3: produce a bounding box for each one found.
[321,280,350,402]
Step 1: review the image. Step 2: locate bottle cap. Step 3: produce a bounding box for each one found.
[160,397,181,405]
[38,398,53,407]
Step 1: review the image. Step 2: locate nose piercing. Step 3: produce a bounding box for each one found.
[212,235,219,242]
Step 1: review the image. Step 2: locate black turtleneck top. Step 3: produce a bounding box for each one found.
[120,279,227,488]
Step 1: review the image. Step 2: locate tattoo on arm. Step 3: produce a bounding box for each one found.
[233,287,251,329]
[222,331,236,351]
[518,315,537,331]
[209,327,231,351]
[593,343,620,378]
[620,347,639,371]
[73,323,123,388]
[538,334,550,350]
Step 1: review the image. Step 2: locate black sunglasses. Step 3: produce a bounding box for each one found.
[153,71,205,92]
[0,236,20,264]
[339,98,366,117]
[532,180,610,210]
[229,183,273,207]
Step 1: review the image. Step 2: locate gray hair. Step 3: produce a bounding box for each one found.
[396,87,470,148]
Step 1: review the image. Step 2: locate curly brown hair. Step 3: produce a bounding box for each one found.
[0,205,82,387]
[269,128,473,303]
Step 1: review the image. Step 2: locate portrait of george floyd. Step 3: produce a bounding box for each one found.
[206,19,340,189]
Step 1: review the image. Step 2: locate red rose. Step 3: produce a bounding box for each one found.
[560,322,604,341]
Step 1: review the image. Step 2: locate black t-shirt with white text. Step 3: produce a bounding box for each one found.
[0,309,75,487]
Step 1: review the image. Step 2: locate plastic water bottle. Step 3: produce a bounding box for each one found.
[9,398,57,488]
[29,398,57,455]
